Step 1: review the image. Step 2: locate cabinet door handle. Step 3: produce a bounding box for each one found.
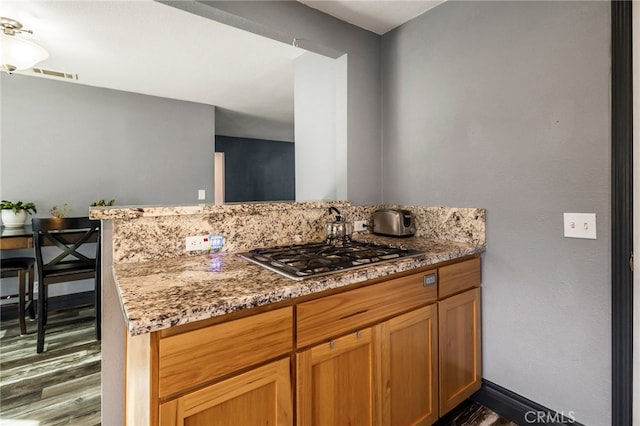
[355,330,361,339]
[329,340,335,349]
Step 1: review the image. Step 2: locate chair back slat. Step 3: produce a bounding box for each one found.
[43,260,96,274]
[32,217,100,283]
[41,231,96,267]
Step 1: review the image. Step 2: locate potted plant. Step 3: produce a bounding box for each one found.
[50,203,71,219]
[1,200,37,228]
[91,199,115,207]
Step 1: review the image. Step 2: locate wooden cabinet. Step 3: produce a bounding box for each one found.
[438,257,481,299]
[378,305,439,426]
[297,328,377,425]
[159,358,292,426]
[123,255,481,426]
[297,270,437,348]
[296,268,440,426]
[157,307,293,398]
[297,305,439,426]
[438,265,482,416]
[125,307,294,426]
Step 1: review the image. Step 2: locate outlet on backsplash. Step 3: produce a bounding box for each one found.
[353,220,369,232]
[186,235,210,251]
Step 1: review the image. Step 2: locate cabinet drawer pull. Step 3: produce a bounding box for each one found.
[423,273,437,287]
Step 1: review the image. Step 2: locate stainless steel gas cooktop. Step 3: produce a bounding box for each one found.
[239,241,424,281]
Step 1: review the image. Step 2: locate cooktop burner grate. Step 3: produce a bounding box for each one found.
[239,241,424,280]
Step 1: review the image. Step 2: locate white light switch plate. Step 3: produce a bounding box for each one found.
[198,189,206,200]
[563,213,597,239]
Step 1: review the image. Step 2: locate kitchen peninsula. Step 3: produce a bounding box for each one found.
[91,201,486,425]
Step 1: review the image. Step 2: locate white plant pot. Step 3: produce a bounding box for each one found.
[1,209,28,228]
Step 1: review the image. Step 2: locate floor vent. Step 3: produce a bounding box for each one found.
[33,68,78,80]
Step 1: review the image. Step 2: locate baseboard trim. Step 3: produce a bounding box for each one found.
[0,291,95,321]
[471,379,585,426]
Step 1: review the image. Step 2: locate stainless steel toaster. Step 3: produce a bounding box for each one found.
[372,209,416,237]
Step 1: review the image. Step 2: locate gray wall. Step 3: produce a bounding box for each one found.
[1,74,216,215]
[215,107,294,142]
[382,2,611,425]
[185,0,383,204]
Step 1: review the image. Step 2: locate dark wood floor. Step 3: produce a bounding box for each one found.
[0,306,101,426]
[0,304,516,426]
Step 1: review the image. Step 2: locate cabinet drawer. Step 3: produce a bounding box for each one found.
[296,270,437,348]
[158,307,293,398]
[438,257,481,299]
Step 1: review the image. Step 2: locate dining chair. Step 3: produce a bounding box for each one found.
[0,257,36,334]
[31,217,100,353]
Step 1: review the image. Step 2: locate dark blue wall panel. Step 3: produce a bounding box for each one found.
[215,135,295,202]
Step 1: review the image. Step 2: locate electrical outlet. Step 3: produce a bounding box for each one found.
[353,220,368,232]
[198,189,206,201]
[563,213,597,239]
[185,235,210,251]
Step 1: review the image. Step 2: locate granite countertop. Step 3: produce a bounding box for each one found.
[114,236,485,336]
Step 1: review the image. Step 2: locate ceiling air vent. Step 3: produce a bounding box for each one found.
[33,67,78,80]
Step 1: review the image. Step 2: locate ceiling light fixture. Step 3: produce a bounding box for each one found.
[0,17,49,73]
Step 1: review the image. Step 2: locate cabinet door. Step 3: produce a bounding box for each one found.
[438,287,482,416]
[297,328,377,426]
[159,358,292,426]
[379,305,438,426]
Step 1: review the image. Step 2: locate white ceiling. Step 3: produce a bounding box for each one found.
[297,0,445,35]
[2,1,304,125]
[2,1,444,126]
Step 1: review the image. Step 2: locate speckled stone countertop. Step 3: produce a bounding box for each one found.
[96,201,486,335]
[114,236,484,336]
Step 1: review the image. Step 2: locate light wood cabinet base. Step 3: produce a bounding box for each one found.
[160,358,292,426]
[123,256,482,426]
[297,328,376,425]
[438,287,482,416]
[379,305,439,426]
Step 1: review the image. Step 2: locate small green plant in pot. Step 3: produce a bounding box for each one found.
[1,200,37,228]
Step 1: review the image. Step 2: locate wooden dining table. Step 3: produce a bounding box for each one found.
[0,225,34,250]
